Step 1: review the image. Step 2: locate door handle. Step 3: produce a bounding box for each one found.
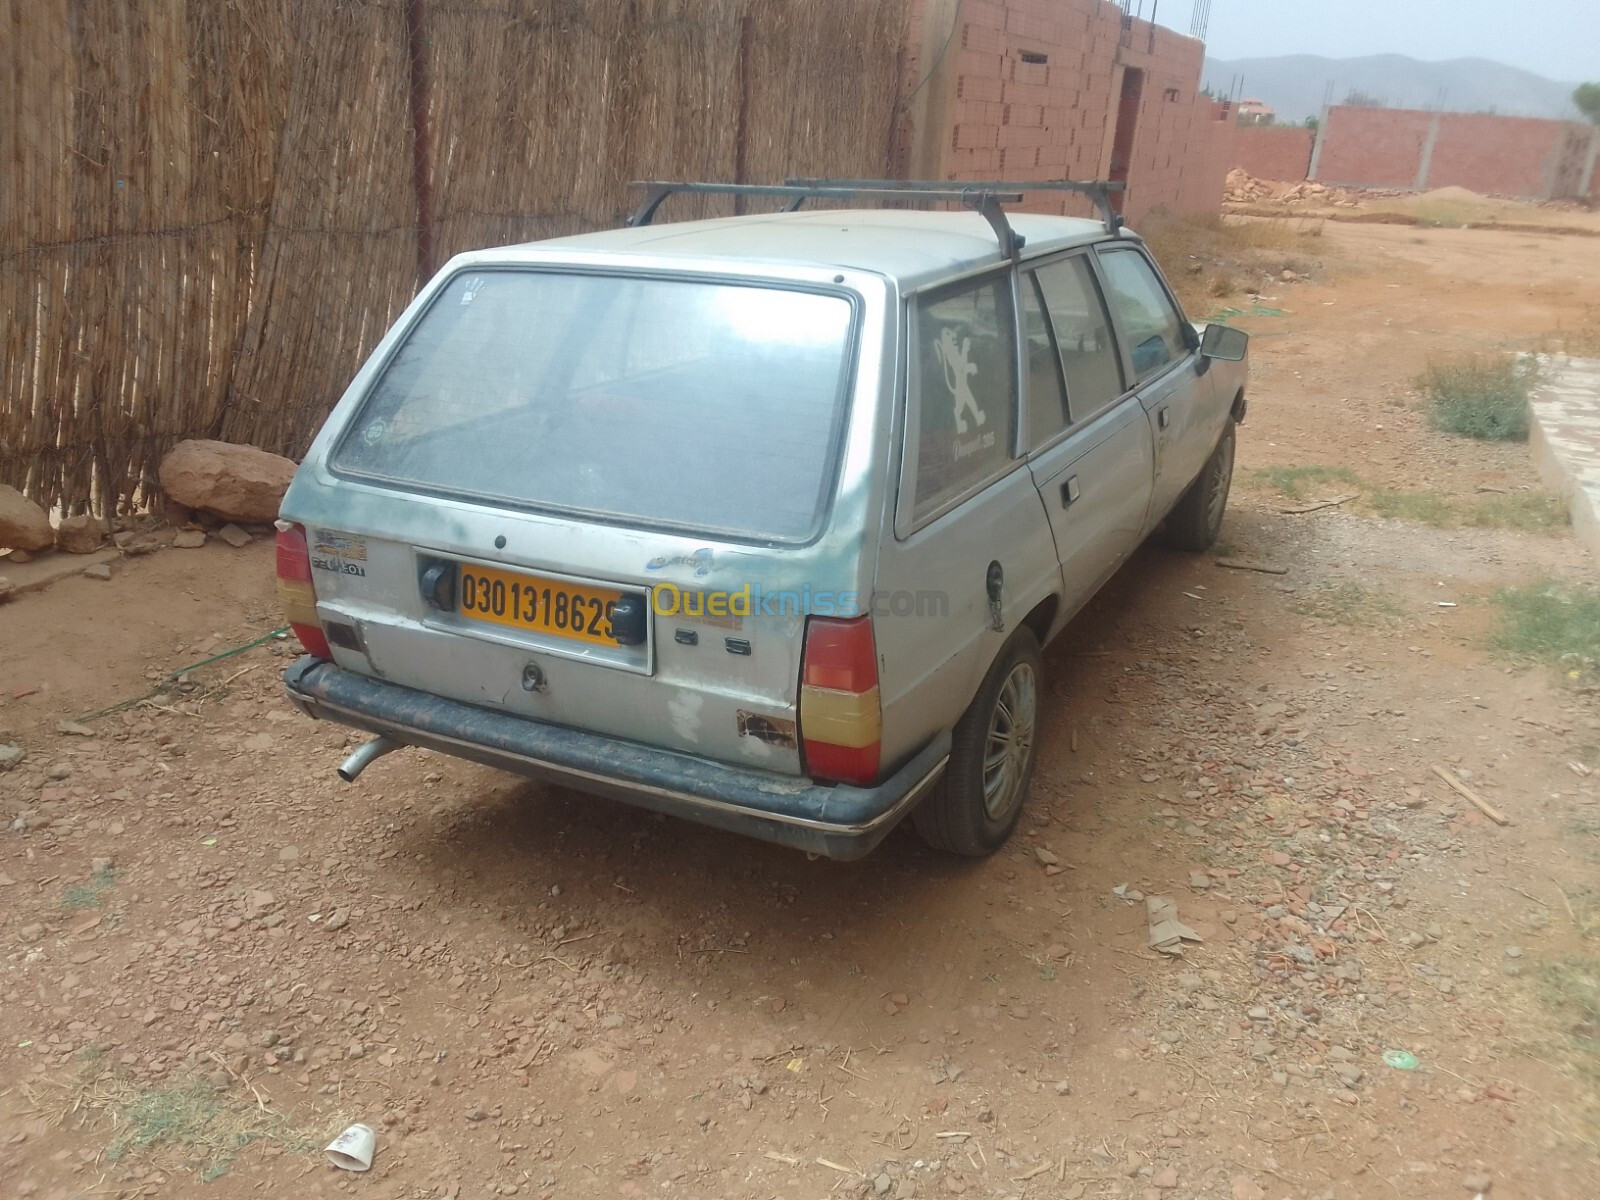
[1059,476,1081,506]
[1157,407,1171,430]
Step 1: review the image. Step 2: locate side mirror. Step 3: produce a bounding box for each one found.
[1200,323,1248,362]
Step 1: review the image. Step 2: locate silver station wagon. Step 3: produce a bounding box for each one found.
[277,179,1247,860]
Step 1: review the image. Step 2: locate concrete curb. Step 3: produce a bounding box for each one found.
[1528,354,1600,560]
[0,547,122,598]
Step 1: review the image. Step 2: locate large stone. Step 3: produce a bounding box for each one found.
[158,440,297,523]
[0,485,54,552]
[55,514,105,554]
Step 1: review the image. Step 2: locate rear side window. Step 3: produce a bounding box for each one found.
[1030,255,1126,424]
[1021,276,1069,448]
[332,271,855,543]
[909,276,1017,523]
[1097,248,1188,383]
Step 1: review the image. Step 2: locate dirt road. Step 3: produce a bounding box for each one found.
[3,220,1599,1200]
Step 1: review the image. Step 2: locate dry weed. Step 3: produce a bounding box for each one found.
[1142,213,1326,315]
[23,1055,328,1182]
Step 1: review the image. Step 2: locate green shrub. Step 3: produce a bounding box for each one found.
[1418,355,1535,441]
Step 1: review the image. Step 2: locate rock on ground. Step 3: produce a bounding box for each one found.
[158,440,297,523]
[0,484,54,551]
[55,513,105,554]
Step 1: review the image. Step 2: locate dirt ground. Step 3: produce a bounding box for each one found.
[4,220,1600,1200]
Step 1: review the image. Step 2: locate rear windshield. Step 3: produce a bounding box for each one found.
[332,270,856,542]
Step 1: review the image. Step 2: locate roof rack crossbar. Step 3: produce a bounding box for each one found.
[785,177,1126,234]
[626,180,1033,259]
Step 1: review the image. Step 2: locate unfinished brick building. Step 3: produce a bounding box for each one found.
[901,0,1235,225]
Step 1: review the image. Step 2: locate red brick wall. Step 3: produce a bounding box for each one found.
[1232,126,1315,181]
[1315,107,1433,188]
[904,0,1229,226]
[1112,21,1231,223]
[1428,114,1567,197]
[940,0,1122,198]
[1313,106,1598,198]
[1196,100,1239,209]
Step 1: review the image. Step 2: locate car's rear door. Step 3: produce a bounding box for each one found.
[872,268,1062,766]
[1094,244,1219,527]
[1020,251,1154,613]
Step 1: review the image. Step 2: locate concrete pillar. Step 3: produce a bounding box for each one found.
[1539,131,1561,200]
[1414,111,1443,192]
[1307,107,1329,181]
[1579,127,1600,201]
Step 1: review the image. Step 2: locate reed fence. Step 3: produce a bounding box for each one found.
[1,0,906,515]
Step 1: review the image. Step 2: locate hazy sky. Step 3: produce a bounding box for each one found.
[1184,0,1598,82]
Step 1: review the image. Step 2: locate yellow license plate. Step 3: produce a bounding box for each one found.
[457,564,628,648]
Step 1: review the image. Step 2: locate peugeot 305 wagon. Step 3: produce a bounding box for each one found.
[277,178,1247,860]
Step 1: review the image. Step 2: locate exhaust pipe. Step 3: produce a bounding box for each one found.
[338,736,402,783]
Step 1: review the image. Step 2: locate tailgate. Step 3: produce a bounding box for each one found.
[300,507,809,774]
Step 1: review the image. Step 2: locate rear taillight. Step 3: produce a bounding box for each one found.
[799,615,881,786]
[275,520,333,659]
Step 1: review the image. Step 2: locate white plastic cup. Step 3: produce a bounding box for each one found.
[325,1123,376,1172]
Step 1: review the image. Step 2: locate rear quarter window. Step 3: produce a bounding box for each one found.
[908,276,1018,524]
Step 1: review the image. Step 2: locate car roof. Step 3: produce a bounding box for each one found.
[517,208,1129,290]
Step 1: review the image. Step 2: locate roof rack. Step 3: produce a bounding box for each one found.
[625,178,1125,261]
[786,178,1125,236]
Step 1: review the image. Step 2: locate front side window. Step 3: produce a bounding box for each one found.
[1097,248,1188,383]
[1030,255,1126,426]
[332,271,856,542]
[909,276,1018,523]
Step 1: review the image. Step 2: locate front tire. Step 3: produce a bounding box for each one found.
[914,628,1042,857]
[1162,422,1235,552]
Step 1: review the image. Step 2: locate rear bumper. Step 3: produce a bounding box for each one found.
[283,657,947,860]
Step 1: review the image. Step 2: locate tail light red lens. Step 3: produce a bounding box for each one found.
[799,615,882,786]
[274,521,333,659]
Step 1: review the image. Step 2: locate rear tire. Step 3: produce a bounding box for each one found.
[914,628,1042,857]
[1162,423,1235,552]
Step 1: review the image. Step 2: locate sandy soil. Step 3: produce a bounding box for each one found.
[2,220,1599,1200]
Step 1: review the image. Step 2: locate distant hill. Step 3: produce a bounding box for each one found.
[1201,54,1582,124]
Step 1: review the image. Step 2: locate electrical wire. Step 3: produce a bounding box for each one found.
[901,0,964,106]
[73,626,291,722]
